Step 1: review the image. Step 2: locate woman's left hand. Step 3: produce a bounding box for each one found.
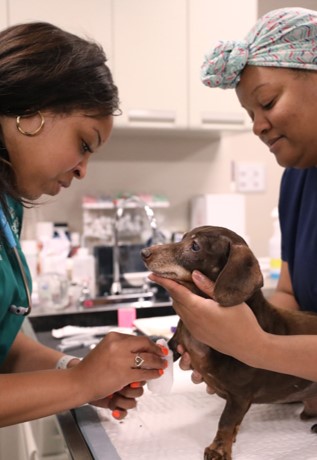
[177,344,215,394]
[66,355,147,420]
[90,382,145,420]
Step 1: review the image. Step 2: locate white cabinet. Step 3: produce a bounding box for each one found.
[112,0,187,129]
[6,0,257,132]
[188,0,257,130]
[112,0,257,131]
[8,0,113,65]
[113,0,256,131]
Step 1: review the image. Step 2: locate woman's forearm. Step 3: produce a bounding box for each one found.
[268,290,299,310]
[246,332,317,382]
[0,333,87,426]
[0,331,166,427]
[0,368,85,426]
[268,261,299,311]
[1,332,64,373]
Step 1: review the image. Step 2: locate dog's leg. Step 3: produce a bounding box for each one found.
[167,334,181,362]
[204,396,251,460]
[167,320,187,362]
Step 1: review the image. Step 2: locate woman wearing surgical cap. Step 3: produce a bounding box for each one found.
[150,8,317,386]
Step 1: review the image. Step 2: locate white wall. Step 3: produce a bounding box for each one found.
[259,0,317,16]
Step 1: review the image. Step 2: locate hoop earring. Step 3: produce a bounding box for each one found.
[16,111,45,137]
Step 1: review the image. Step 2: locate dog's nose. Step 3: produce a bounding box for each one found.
[141,247,152,259]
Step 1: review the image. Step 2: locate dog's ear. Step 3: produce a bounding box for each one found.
[213,243,263,306]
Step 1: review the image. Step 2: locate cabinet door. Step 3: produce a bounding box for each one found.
[189,0,257,130]
[8,0,113,66]
[112,0,187,129]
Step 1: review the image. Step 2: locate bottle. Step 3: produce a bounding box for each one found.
[36,221,54,275]
[269,207,281,279]
[36,221,70,277]
[68,231,81,257]
[21,239,39,305]
[71,247,96,299]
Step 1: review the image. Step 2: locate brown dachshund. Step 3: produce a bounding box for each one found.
[141,225,317,460]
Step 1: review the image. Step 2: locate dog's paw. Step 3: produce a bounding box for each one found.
[311,424,317,433]
[204,446,231,460]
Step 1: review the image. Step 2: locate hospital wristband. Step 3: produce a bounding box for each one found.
[55,355,81,369]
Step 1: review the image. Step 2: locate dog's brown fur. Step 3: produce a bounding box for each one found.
[141,225,317,460]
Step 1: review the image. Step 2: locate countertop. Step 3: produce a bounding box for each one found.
[59,367,317,460]
[29,274,278,321]
[78,367,317,460]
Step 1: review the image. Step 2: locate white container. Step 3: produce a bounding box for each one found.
[36,221,53,275]
[269,207,281,279]
[37,273,69,311]
[190,194,247,240]
[71,247,96,298]
[39,233,70,277]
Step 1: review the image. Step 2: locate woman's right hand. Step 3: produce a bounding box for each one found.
[149,271,265,363]
[177,344,215,394]
[72,332,166,404]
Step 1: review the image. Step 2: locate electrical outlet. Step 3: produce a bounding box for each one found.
[235,162,266,192]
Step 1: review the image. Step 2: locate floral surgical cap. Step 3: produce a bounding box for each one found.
[201,7,317,89]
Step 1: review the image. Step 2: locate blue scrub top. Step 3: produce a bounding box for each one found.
[0,197,31,365]
[279,167,317,312]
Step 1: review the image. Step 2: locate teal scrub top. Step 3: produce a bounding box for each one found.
[0,196,31,365]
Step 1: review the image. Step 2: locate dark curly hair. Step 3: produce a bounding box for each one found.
[0,21,120,209]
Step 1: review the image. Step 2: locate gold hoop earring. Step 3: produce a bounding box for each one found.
[16,111,45,137]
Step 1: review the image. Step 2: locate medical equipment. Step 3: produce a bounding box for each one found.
[0,205,32,315]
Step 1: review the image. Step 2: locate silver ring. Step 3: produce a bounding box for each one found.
[134,354,144,368]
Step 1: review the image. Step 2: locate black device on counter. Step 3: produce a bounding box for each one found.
[94,244,144,295]
[93,244,169,300]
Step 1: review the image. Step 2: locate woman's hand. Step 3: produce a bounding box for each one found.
[66,346,148,419]
[90,382,145,420]
[177,344,215,394]
[149,270,267,366]
[72,332,167,405]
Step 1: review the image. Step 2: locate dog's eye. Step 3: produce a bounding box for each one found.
[191,241,200,252]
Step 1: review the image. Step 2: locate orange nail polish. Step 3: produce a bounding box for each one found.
[159,345,169,356]
[130,382,141,389]
[112,410,121,419]
[158,369,164,376]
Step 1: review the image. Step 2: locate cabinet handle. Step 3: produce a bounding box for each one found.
[128,109,176,123]
[201,112,246,126]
